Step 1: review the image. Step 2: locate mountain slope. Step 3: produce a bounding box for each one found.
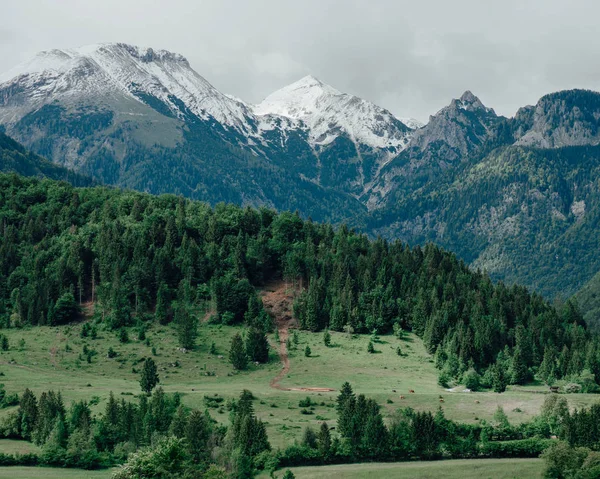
[253,75,413,197]
[0,43,373,224]
[370,90,600,299]
[575,272,600,331]
[0,130,93,186]
[365,91,502,208]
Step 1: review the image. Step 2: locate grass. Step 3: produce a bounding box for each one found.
[260,458,545,479]
[0,467,115,478]
[0,439,40,455]
[0,320,598,448]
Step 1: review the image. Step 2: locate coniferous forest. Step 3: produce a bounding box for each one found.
[0,173,597,383]
[1,173,600,477]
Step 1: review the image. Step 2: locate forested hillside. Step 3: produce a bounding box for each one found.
[0,132,93,187]
[0,173,597,386]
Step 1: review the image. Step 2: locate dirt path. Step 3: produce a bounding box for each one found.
[261,281,335,393]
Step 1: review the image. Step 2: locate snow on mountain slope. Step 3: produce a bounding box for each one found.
[0,43,255,134]
[253,75,412,150]
[399,117,425,130]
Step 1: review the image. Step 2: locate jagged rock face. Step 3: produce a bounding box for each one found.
[409,90,499,161]
[514,89,600,148]
[364,91,501,209]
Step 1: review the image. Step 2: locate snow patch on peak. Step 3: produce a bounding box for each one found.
[453,91,495,115]
[0,42,254,133]
[253,76,412,150]
[400,118,425,130]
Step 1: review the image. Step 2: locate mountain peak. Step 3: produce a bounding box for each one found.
[293,74,325,88]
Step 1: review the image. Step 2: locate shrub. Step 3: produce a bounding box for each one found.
[464,369,481,391]
[481,438,552,458]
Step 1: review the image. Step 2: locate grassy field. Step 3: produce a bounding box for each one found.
[0,439,40,455]
[0,316,598,448]
[260,458,545,479]
[0,467,115,478]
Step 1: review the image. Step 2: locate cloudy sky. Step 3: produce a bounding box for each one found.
[1,0,598,122]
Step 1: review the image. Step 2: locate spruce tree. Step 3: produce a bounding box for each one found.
[302,426,318,448]
[185,409,211,463]
[323,330,331,347]
[175,304,197,350]
[337,382,356,437]
[317,422,331,457]
[491,364,507,393]
[155,283,170,325]
[18,388,38,440]
[140,358,160,394]
[245,327,269,363]
[229,333,248,370]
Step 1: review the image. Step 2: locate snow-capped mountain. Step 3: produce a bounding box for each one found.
[253,75,412,150]
[0,43,421,203]
[0,43,255,134]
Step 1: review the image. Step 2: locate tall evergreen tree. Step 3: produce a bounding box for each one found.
[229,333,248,371]
[140,358,160,394]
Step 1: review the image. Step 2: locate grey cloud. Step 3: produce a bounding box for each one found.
[1,0,599,122]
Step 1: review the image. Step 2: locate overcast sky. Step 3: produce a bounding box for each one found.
[1,0,599,122]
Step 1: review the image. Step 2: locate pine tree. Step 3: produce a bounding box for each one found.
[302,426,318,449]
[491,364,507,393]
[18,388,37,440]
[170,405,188,438]
[155,283,171,325]
[175,304,197,350]
[229,333,248,370]
[185,409,211,463]
[317,422,331,457]
[323,330,331,347]
[511,349,529,385]
[245,327,269,363]
[304,345,311,357]
[337,382,355,437]
[140,358,159,394]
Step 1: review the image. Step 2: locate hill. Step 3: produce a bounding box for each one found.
[0,172,595,385]
[0,131,93,186]
[0,173,599,477]
[2,45,600,300]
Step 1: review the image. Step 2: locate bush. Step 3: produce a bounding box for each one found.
[564,383,582,394]
[541,441,589,479]
[464,369,481,391]
[481,438,552,458]
[298,397,314,408]
[304,346,311,357]
[438,371,450,388]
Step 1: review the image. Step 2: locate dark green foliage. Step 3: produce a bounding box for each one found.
[229,333,248,371]
[491,364,508,393]
[0,133,93,186]
[304,346,311,357]
[0,173,594,382]
[367,341,375,354]
[53,292,80,325]
[323,330,331,347]
[139,358,159,394]
[245,327,269,363]
[174,303,196,350]
[118,328,129,344]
